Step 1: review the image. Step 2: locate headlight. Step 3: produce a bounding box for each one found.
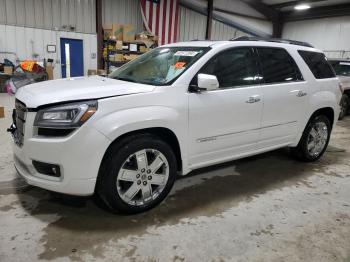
[34,100,98,128]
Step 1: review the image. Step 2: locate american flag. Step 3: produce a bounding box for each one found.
[140,0,180,45]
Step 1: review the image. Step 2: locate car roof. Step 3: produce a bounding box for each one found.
[162,40,321,53]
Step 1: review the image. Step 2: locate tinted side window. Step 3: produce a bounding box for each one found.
[257,48,303,84]
[200,48,259,88]
[298,51,336,79]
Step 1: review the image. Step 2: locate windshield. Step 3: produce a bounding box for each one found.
[109,46,209,86]
[330,61,350,76]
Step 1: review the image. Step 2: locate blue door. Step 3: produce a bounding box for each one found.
[60,38,84,78]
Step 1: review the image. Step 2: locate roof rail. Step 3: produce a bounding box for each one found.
[230,36,314,48]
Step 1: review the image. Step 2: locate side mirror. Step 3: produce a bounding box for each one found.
[197,73,219,91]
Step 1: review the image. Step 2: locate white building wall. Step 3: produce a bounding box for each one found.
[180,0,272,37]
[178,6,207,42]
[283,16,350,59]
[0,24,97,79]
[211,19,249,40]
[0,0,96,34]
[216,11,272,36]
[178,5,250,42]
[102,0,143,32]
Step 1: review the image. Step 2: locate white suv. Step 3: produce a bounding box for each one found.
[9,38,341,213]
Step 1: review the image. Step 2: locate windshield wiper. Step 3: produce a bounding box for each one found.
[115,76,136,83]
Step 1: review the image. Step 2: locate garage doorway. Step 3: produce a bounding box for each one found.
[60,38,84,78]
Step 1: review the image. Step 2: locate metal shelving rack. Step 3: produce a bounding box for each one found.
[103,39,153,74]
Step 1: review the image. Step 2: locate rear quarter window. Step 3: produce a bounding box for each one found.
[298,50,336,79]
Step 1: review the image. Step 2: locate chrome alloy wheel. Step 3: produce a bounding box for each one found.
[307,122,328,157]
[116,149,169,206]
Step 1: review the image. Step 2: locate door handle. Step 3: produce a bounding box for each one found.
[296,90,307,97]
[246,95,261,103]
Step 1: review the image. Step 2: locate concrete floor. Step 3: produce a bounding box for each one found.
[0,93,350,262]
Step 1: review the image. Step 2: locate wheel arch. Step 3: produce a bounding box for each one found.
[308,107,335,128]
[99,127,183,177]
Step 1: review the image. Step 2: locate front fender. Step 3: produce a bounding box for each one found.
[92,105,190,174]
[94,106,180,140]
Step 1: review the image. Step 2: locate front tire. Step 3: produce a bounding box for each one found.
[291,115,331,162]
[97,134,177,214]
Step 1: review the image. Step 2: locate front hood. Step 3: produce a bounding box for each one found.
[16,76,156,108]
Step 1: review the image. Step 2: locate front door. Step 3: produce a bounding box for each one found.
[60,38,84,78]
[256,47,308,149]
[188,47,263,168]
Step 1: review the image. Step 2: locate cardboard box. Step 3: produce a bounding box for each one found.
[4,66,13,75]
[103,24,113,40]
[97,69,107,75]
[140,46,150,53]
[112,24,123,41]
[124,54,139,61]
[115,54,124,62]
[88,69,97,76]
[135,39,155,48]
[136,31,158,44]
[46,65,53,80]
[123,24,135,42]
[0,107,4,118]
[115,40,123,50]
[152,35,159,43]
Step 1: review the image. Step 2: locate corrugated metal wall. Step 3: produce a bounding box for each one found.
[283,16,350,56]
[0,24,97,78]
[0,0,96,34]
[102,0,143,32]
[0,0,252,41]
[178,6,206,42]
[177,5,249,42]
[211,19,248,40]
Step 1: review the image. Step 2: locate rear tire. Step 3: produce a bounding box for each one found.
[291,115,331,162]
[97,134,177,214]
[339,94,349,120]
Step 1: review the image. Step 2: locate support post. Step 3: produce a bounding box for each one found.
[205,0,213,40]
[96,0,103,70]
[272,13,283,38]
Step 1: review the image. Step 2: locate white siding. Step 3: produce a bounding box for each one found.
[102,0,143,32]
[283,16,350,58]
[0,0,96,33]
[0,24,97,79]
[178,5,251,42]
[178,6,206,42]
[211,20,249,40]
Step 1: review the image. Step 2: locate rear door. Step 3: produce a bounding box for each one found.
[256,47,307,149]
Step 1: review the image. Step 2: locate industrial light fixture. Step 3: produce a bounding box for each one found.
[294,4,311,10]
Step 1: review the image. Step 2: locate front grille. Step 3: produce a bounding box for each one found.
[14,99,27,146]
